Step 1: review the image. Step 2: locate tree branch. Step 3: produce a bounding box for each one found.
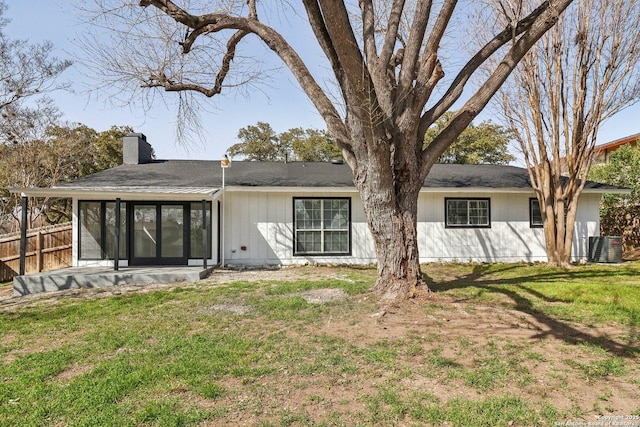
[378,0,406,71]
[398,0,435,91]
[412,0,456,108]
[420,0,574,172]
[422,0,555,129]
[360,0,378,64]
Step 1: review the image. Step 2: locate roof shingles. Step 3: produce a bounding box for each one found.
[56,160,620,191]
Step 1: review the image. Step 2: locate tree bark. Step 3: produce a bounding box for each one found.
[352,137,425,301]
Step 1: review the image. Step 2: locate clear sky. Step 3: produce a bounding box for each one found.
[4,1,639,162]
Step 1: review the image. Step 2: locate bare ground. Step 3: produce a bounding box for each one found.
[1,266,639,423]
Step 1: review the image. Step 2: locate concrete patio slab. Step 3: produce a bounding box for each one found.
[13,266,213,297]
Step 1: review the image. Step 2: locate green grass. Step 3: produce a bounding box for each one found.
[424,261,640,326]
[1,263,639,426]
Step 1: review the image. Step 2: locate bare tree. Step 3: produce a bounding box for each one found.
[0,2,71,113]
[492,0,640,268]
[82,0,574,301]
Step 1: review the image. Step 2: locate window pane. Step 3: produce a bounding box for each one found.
[104,203,127,259]
[133,205,157,258]
[447,200,468,225]
[80,202,102,259]
[296,231,321,253]
[324,199,349,229]
[190,202,212,258]
[324,231,348,253]
[161,205,184,258]
[469,200,488,225]
[295,199,321,230]
[531,199,543,226]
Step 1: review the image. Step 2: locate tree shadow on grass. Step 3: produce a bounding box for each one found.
[423,263,640,358]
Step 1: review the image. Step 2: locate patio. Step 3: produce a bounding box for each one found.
[12,266,212,297]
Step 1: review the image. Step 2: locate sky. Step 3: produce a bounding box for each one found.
[4,1,640,162]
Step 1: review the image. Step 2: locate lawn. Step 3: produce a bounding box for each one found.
[1,262,639,426]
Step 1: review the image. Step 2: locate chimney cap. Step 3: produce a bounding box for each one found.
[125,132,147,140]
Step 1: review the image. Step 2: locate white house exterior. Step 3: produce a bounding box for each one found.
[16,133,622,269]
[220,189,602,266]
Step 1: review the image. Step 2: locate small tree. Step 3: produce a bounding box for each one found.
[424,111,514,164]
[493,0,640,267]
[227,122,281,161]
[228,122,339,162]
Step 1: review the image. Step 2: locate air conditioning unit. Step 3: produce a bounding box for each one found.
[588,236,623,263]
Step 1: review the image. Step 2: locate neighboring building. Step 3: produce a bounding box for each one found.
[14,133,627,268]
[593,133,640,165]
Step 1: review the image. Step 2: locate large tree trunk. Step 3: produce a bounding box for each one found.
[366,193,423,301]
[352,145,425,301]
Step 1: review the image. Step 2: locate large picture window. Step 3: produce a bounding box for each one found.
[530,198,543,228]
[445,198,491,228]
[294,198,351,255]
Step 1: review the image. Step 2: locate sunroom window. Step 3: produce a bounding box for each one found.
[79,201,127,259]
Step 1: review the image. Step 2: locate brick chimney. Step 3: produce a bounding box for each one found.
[123,133,153,165]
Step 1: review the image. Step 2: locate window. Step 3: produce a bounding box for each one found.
[445,198,490,228]
[79,201,127,259]
[189,202,212,258]
[530,198,543,228]
[80,202,102,259]
[294,198,350,255]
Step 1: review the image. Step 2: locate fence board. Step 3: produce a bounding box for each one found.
[0,223,72,282]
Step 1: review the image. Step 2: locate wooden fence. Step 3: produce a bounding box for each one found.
[0,223,72,282]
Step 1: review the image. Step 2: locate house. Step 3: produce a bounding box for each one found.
[593,133,640,165]
[14,133,627,271]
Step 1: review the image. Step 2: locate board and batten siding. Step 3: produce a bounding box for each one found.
[68,190,600,267]
[222,190,601,266]
[222,191,376,266]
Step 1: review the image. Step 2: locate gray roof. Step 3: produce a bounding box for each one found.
[55,160,622,191]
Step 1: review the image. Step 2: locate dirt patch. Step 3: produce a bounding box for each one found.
[295,288,349,304]
[206,303,252,315]
[55,363,94,383]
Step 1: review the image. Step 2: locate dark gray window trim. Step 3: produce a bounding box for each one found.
[293,197,352,256]
[530,198,543,228]
[444,197,491,228]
